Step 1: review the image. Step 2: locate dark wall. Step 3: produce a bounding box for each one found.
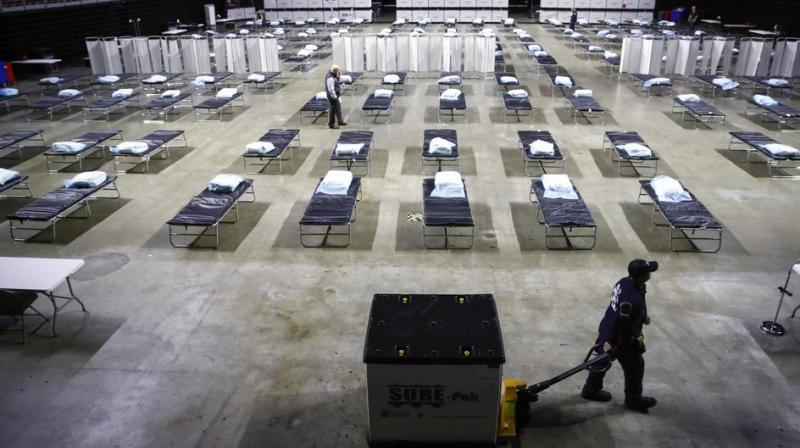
[655,0,797,35]
[0,0,204,62]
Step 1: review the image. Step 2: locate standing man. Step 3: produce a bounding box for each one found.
[581,259,659,413]
[687,6,699,34]
[569,9,578,32]
[325,64,346,129]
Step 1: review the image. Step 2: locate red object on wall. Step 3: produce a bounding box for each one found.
[5,62,16,83]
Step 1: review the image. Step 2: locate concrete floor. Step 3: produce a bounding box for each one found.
[1,22,799,448]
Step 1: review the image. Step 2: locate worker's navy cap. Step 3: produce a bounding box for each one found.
[628,259,658,277]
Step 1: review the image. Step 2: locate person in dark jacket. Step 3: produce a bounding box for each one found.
[569,9,578,31]
[581,259,659,413]
[687,6,699,34]
[325,64,346,129]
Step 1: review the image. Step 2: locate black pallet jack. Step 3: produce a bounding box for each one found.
[497,345,614,440]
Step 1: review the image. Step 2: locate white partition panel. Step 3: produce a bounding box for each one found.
[397,9,413,20]
[103,39,123,74]
[365,36,377,71]
[607,0,622,8]
[575,0,590,7]
[332,35,346,69]
[413,10,429,22]
[118,38,137,73]
[540,0,557,7]
[339,0,355,7]
[213,37,227,73]
[86,39,105,75]
[396,35,410,71]
[278,10,293,20]
[430,9,444,22]
[539,10,557,22]
[308,0,323,6]
[638,12,652,21]
[622,12,637,22]
[673,37,699,76]
[662,38,678,73]
[557,0,572,7]
[226,37,247,73]
[429,0,444,6]
[324,10,341,21]
[556,11,571,22]
[142,38,161,73]
[277,0,291,7]
[264,0,277,8]
[589,11,605,22]
[771,39,799,77]
[429,36,443,71]
[322,0,338,7]
[355,0,370,6]
[604,11,621,22]
[180,37,202,74]
[639,0,654,8]
[492,10,508,22]
[460,10,476,22]
[461,0,477,7]
[412,0,428,6]
[246,37,281,73]
[478,9,492,21]
[590,0,605,8]
[444,0,460,7]
[491,0,507,7]
[295,0,309,7]
[356,10,372,20]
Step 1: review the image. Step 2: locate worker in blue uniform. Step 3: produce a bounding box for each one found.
[581,259,659,413]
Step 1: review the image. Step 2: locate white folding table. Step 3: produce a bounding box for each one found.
[0,257,85,337]
[748,29,778,37]
[12,59,62,75]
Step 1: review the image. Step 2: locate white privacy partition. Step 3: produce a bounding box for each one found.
[640,36,664,74]
[700,37,734,75]
[148,37,164,73]
[118,37,138,73]
[396,35,411,71]
[213,37,227,73]
[180,36,212,74]
[771,38,799,77]
[224,37,248,73]
[620,37,641,73]
[670,36,699,76]
[245,36,281,72]
[735,38,771,76]
[85,37,124,75]
[161,37,183,73]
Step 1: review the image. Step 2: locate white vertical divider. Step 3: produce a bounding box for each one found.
[147,37,163,73]
[85,38,105,74]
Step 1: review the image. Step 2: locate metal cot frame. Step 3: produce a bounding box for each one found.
[112,132,188,173]
[519,132,565,176]
[0,130,45,159]
[168,182,256,250]
[193,93,246,120]
[636,182,723,253]
[566,97,606,125]
[298,183,361,248]
[528,181,597,250]
[243,131,301,174]
[422,180,475,250]
[743,101,800,131]
[601,132,659,177]
[727,133,800,178]
[142,94,194,121]
[45,132,123,173]
[671,98,726,127]
[82,94,142,121]
[9,179,121,242]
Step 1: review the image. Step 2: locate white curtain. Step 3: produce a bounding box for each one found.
[225,38,247,73]
[409,35,420,71]
[476,36,493,73]
[396,35,410,71]
[86,39,104,75]
[162,38,183,73]
[463,36,476,72]
[102,39,123,74]
[119,38,137,74]
[417,35,430,72]
[350,36,365,72]
[365,36,377,72]
[771,39,799,77]
[148,38,163,73]
[332,36,347,69]
[662,39,678,74]
[429,36,443,71]
[673,37,698,76]
[442,36,452,71]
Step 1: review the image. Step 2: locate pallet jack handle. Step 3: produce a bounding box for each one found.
[520,344,613,402]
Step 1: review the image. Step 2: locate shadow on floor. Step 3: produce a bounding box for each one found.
[589,148,672,178]
[500,147,582,178]
[308,147,389,179]
[395,201,498,251]
[509,201,621,251]
[17,198,131,245]
[142,202,269,251]
[223,146,313,176]
[272,200,379,250]
[401,146,478,176]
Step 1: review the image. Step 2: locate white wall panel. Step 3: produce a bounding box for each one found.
[575,0,590,7]
[461,0,477,7]
[294,0,309,8]
[639,0,655,8]
[492,10,508,22]
[412,0,428,6]
[589,11,605,22]
[397,0,413,7]
[339,0,355,7]
[397,9,413,20]
[491,0,507,7]
[540,0,558,7]
[607,0,622,8]
[429,0,444,6]
[558,0,572,7]
[444,0,460,7]
[590,0,605,8]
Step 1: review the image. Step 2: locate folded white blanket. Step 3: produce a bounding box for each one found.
[617,143,652,157]
[144,75,168,83]
[529,140,554,156]
[597,30,610,37]
[528,44,542,52]
[533,50,548,57]
[245,141,276,154]
[542,174,577,200]
[273,29,285,35]
[644,77,671,87]
[0,168,20,185]
[304,44,318,51]
[339,74,352,83]
[393,19,406,25]
[439,75,461,84]
[431,171,464,198]
[383,74,401,84]
[294,20,304,26]
[270,21,281,26]
[479,30,495,37]
[335,143,364,156]
[605,34,618,40]
[315,91,328,100]
[262,33,273,39]
[507,89,528,98]
[472,18,483,24]
[412,28,425,34]
[677,93,700,102]
[753,95,778,107]
[588,45,602,52]
[760,143,800,156]
[571,33,583,39]
[239,29,250,35]
[446,28,458,35]
[65,171,107,188]
[0,87,19,96]
[499,76,518,85]
[631,30,644,36]
[577,19,588,25]
[504,18,515,25]
[209,173,245,193]
[216,88,238,99]
[554,76,573,87]
[573,89,592,98]
[317,170,353,195]
[58,89,81,98]
[247,73,266,82]
[549,20,562,26]
[195,75,215,83]
[374,89,393,98]
[51,141,87,153]
[429,137,455,155]
[111,140,150,155]
[379,28,392,35]
[97,75,120,84]
[297,49,312,57]
[161,90,181,98]
[112,88,133,98]
[563,28,573,34]
[712,77,739,90]
[604,51,618,59]
[306,28,316,34]
[339,28,349,34]
[766,78,789,87]
[297,32,309,38]
[440,89,461,101]
[40,77,62,84]
[694,30,706,36]
[650,175,691,202]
